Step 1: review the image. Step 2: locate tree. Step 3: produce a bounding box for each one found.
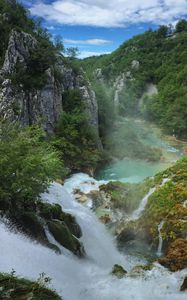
[157,25,169,38]
[54,35,64,52]
[175,19,187,33]
[66,47,79,59]
[0,123,63,202]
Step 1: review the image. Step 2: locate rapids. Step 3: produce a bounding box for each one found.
[0,179,186,300]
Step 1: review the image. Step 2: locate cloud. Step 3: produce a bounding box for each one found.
[78,51,111,59]
[29,0,187,28]
[64,38,112,45]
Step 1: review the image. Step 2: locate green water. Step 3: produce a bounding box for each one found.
[96,158,172,183]
[96,118,183,183]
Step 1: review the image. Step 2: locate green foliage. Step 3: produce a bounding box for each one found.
[100,178,152,213]
[175,19,187,33]
[52,90,101,172]
[0,122,63,203]
[0,272,62,300]
[0,0,64,90]
[81,21,187,138]
[92,81,116,142]
[66,47,79,59]
[123,156,187,246]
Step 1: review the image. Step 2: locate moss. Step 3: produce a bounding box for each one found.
[15,212,47,243]
[0,273,62,300]
[100,178,153,213]
[111,264,127,279]
[48,220,84,257]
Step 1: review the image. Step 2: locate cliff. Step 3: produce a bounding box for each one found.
[0,30,100,141]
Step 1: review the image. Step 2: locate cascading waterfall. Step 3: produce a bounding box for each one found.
[157,221,165,257]
[129,188,156,221]
[0,177,186,300]
[129,178,170,221]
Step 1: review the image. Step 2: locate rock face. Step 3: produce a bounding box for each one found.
[0,30,100,141]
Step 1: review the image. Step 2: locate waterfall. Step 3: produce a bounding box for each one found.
[130,188,156,221]
[0,178,186,300]
[157,221,165,257]
[129,178,170,221]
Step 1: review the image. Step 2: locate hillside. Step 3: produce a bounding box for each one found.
[81,22,187,140]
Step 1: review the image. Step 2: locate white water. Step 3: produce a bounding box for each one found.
[64,173,108,195]
[130,188,156,221]
[157,221,165,257]
[0,178,186,300]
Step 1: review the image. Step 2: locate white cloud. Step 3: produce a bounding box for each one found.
[64,38,112,45]
[30,0,187,28]
[78,51,111,59]
[46,25,55,30]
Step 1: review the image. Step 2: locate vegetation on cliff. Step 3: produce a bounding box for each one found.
[0,0,102,173]
[53,89,101,173]
[81,21,187,139]
[112,156,187,269]
[0,122,84,256]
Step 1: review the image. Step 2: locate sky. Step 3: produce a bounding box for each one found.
[20,0,187,58]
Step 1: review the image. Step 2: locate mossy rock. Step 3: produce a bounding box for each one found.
[48,220,85,257]
[129,264,154,278]
[0,273,62,300]
[61,212,82,238]
[158,239,187,271]
[0,197,11,211]
[16,212,47,243]
[111,264,127,279]
[38,202,82,238]
[180,276,187,291]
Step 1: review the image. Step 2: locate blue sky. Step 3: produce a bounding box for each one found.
[20,0,187,58]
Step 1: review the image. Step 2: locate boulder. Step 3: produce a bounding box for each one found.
[99,214,112,224]
[111,264,127,279]
[48,220,85,257]
[159,239,187,271]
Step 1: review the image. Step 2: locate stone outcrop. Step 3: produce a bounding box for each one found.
[0,30,101,142]
[111,264,127,279]
[158,239,187,271]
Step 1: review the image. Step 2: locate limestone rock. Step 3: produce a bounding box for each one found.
[1,30,37,75]
[131,60,140,70]
[0,30,101,146]
[48,220,85,257]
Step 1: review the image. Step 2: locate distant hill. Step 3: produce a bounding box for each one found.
[81,21,187,139]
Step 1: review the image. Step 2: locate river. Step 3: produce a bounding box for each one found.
[96,118,185,183]
[0,181,186,300]
[0,119,186,299]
